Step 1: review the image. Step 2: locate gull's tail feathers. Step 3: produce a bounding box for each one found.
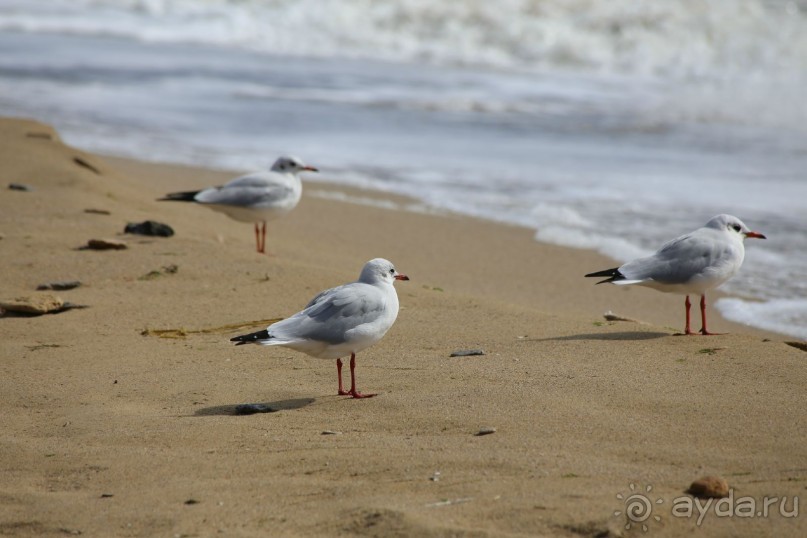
[584,267,626,285]
[158,190,201,202]
[231,329,272,346]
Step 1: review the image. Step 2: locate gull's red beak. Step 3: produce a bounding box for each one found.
[745,231,766,239]
[394,274,410,281]
[303,166,319,172]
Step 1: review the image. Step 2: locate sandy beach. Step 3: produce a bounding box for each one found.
[1,117,805,537]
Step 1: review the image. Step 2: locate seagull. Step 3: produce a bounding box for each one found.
[159,156,317,253]
[231,258,409,398]
[585,214,766,335]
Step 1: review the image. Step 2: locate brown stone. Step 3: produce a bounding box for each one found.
[686,475,729,498]
[85,238,127,250]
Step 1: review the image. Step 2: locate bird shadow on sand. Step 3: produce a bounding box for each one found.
[533,331,671,342]
[193,397,315,417]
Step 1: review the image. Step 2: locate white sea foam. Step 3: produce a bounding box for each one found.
[3,0,807,79]
[535,227,650,264]
[717,298,807,340]
[4,0,807,131]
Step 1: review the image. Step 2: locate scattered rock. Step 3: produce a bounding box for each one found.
[450,349,485,357]
[82,239,127,250]
[124,220,174,237]
[1,295,64,315]
[100,493,114,498]
[73,156,101,175]
[0,295,88,316]
[785,341,807,352]
[475,427,497,436]
[26,344,62,352]
[430,471,441,482]
[184,499,199,505]
[26,131,53,140]
[84,208,111,215]
[321,430,342,435]
[37,280,81,291]
[234,403,276,415]
[686,476,730,498]
[8,183,32,191]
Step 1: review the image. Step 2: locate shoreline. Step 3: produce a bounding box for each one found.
[102,154,786,342]
[1,117,804,537]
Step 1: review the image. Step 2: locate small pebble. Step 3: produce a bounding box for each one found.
[184,499,199,505]
[786,341,807,352]
[83,239,127,250]
[450,349,485,357]
[321,430,342,435]
[686,475,729,499]
[475,427,497,436]
[100,493,114,498]
[8,183,32,191]
[73,156,101,175]
[234,403,276,415]
[26,131,53,140]
[84,208,111,215]
[124,220,174,237]
[37,280,81,291]
[430,471,441,482]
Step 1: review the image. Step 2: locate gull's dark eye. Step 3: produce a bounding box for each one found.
[732,224,741,232]
[389,268,395,274]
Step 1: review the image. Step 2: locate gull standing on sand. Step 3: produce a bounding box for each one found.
[231,258,409,398]
[159,156,317,253]
[585,214,766,335]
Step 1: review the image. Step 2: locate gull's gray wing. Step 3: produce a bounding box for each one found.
[271,283,385,344]
[621,230,735,284]
[195,171,294,207]
[224,170,285,189]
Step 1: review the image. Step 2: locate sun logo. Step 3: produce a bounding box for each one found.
[614,483,664,532]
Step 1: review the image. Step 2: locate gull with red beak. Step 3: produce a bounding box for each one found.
[159,155,317,254]
[231,259,409,398]
[586,214,766,335]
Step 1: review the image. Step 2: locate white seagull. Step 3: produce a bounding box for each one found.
[585,214,766,335]
[159,156,318,253]
[231,258,409,398]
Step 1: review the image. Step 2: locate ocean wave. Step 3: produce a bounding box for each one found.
[3,0,807,81]
[716,297,807,340]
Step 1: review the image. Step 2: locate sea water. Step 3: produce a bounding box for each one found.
[1,0,805,339]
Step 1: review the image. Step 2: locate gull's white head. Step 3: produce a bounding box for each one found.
[359,258,410,285]
[271,155,319,174]
[705,214,766,241]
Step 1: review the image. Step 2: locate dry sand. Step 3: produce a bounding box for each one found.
[1,117,805,537]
